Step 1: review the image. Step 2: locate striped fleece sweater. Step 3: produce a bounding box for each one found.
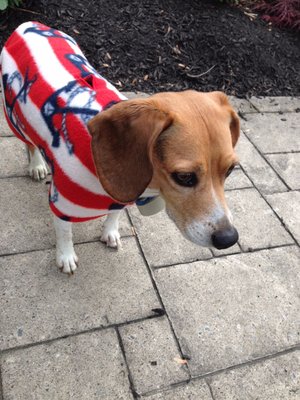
[0,21,134,222]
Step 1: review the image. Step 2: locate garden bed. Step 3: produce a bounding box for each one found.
[0,0,299,97]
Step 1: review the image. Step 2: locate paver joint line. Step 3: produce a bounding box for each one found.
[242,129,290,191]
[132,347,300,398]
[138,346,300,398]
[264,150,300,155]
[206,380,216,400]
[262,195,299,246]
[151,242,296,271]
[0,314,166,356]
[238,163,296,243]
[0,365,3,400]
[115,327,139,399]
[192,345,300,382]
[126,211,193,380]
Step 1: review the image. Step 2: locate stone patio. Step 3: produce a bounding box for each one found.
[0,94,299,399]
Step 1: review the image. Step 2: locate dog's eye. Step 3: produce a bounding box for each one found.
[171,172,198,187]
[226,165,235,177]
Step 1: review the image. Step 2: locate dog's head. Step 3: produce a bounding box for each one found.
[88,90,240,249]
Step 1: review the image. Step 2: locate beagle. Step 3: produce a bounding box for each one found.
[1,22,240,274]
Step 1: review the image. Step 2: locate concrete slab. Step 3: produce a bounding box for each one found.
[226,188,293,251]
[266,153,300,190]
[121,93,257,114]
[236,132,287,194]
[0,137,28,178]
[0,177,132,255]
[209,351,300,400]
[0,106,13,137]
[266,191,300,245]
[0,239,160,350]
[119,317,189,394]
[154,246,300,376]
[249,96,300,113]
[128,206,212,268]
[1,329,133,400]
[121,91,150,99]
[121,93,256,116]
[224,167,252,191]
[141,380,213,399]
[243,112,300,153]
[228,96,257,114]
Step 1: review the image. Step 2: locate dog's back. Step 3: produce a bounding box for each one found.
[0,21,128,221]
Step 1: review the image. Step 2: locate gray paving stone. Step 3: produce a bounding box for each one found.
[128,206,212,268]
[119,317,189,394]
[0,137,28,177]
[236,132,287,194]
[1,329,133,400]
[226,188,293,251]
[228,96,257,114]
[266,153,300,190]
[154,246,300,377]
[121,91,150,99]
[243,112,300,153]
[0,177,132,255]
[123,93,253,116]
[224,167,252,191]
[0,106,13,137]
[249,96,300,113]
[0,239,159,350]
[141,380,213,399]
[266,191,300,245]
[209,351,300,400]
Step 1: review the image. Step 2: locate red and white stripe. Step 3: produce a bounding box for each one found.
[0,22,128,222]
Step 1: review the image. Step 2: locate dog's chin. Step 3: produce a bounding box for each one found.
[183,230,213,248]
[165,208,213,248]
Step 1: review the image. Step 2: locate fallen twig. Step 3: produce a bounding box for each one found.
[185,64,216,79]
[12,7,44,15]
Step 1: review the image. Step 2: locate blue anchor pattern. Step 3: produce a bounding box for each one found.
[24,24,77,45]
[40,80,99,154]
[2,69,37,140]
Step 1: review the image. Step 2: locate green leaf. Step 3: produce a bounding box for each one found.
[0,0,8,11]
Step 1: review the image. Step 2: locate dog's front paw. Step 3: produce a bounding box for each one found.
[100,229,122,249]
[56,249,78,274]
[29,160,48,181]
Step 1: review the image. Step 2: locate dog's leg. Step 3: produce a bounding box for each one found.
[53,215,78,274]
[100,211,122,248]
[28,144,48,180]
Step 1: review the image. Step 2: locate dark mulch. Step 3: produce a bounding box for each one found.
[1,0,299,98]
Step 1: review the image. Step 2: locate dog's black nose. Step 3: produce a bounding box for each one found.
[211,226,239,249]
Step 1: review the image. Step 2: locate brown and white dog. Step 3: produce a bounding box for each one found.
[88,90,240,251]
[36,91,239,273]
[1,23,240,274]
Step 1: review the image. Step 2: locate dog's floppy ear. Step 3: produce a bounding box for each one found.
[208,91,240,147]
[229,108,240,147]
[88,99,173,203]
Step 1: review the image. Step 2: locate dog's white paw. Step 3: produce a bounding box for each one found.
[100,229,122,249]
[29,165,48,181]
[29,156,48,181]
[56,249,78,274]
